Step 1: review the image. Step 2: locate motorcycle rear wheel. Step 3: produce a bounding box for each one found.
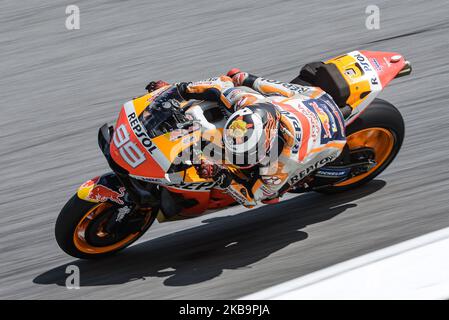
[317,98,405,193]
[55,195,156,259]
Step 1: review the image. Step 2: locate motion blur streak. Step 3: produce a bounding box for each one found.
[1,0,449,299]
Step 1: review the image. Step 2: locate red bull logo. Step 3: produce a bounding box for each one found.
[87,185,126,205]
[80,176,99,189]
[311,102,331,138]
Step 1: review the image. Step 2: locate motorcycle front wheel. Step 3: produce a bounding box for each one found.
[55,194,157,259]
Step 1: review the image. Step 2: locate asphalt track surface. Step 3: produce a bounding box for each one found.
[1,0,449,299]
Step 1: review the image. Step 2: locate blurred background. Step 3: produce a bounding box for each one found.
[1,0,448,299]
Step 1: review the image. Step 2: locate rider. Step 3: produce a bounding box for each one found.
[146,70,347,208]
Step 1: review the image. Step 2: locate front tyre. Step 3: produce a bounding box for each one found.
[55,195,157,259]
[317,98,405,193]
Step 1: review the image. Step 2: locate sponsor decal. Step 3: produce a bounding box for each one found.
[87,185,126,205]
[310,101,331,138]
[299,105,320,143]
[129,175,167,183]
[260,185,276,197]
[370,58,382,71]
[115,206,131,222]
[280,110,302,154]
[113,124,146,168]
[332,109,345,138]
[321,97,345,136]
[262,175,282,186]
[315,167,351,178]
[80,176,99,189]
[127,111,157,155]
[224,88,243,101]
[345,68,357,77]
[260,78,309,94]
[350,52,381,91]
[191,78,226,87]
[169,181,217,191]
[289,155,337,185]
[354,53,372,72]
[123,101,172,172]
[227,185,251,205]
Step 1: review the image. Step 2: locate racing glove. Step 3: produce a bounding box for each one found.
[197,158,221,179]
[227,68,258,87]
[146,80,170,93]
[195,158,232,188]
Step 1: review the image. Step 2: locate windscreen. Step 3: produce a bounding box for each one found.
[139,87,188,138]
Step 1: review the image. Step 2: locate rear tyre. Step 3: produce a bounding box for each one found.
[55,195,157,259]
[317,98,405,193]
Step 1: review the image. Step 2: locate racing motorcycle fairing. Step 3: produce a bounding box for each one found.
[95,93,236,220]
[158,182,235,222]
[91,123,235,220]
[90,50,411,220]
[324,50,410,125]
[56,49,412,260]
[109,100,202,183]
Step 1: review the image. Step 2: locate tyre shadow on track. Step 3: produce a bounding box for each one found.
[34,180,386,288]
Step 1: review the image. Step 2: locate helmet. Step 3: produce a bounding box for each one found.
[223,103,280,168]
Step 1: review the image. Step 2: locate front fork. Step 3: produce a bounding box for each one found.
[77,173,156,233]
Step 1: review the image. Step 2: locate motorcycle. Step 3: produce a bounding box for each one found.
[55,50,411,259]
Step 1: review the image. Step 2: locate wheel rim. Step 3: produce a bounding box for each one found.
[335,127,395,187]
[73,203,152,254]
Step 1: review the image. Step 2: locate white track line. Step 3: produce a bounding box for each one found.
[242,227,449,300]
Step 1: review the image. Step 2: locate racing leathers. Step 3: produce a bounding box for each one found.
[151,73,347,208]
